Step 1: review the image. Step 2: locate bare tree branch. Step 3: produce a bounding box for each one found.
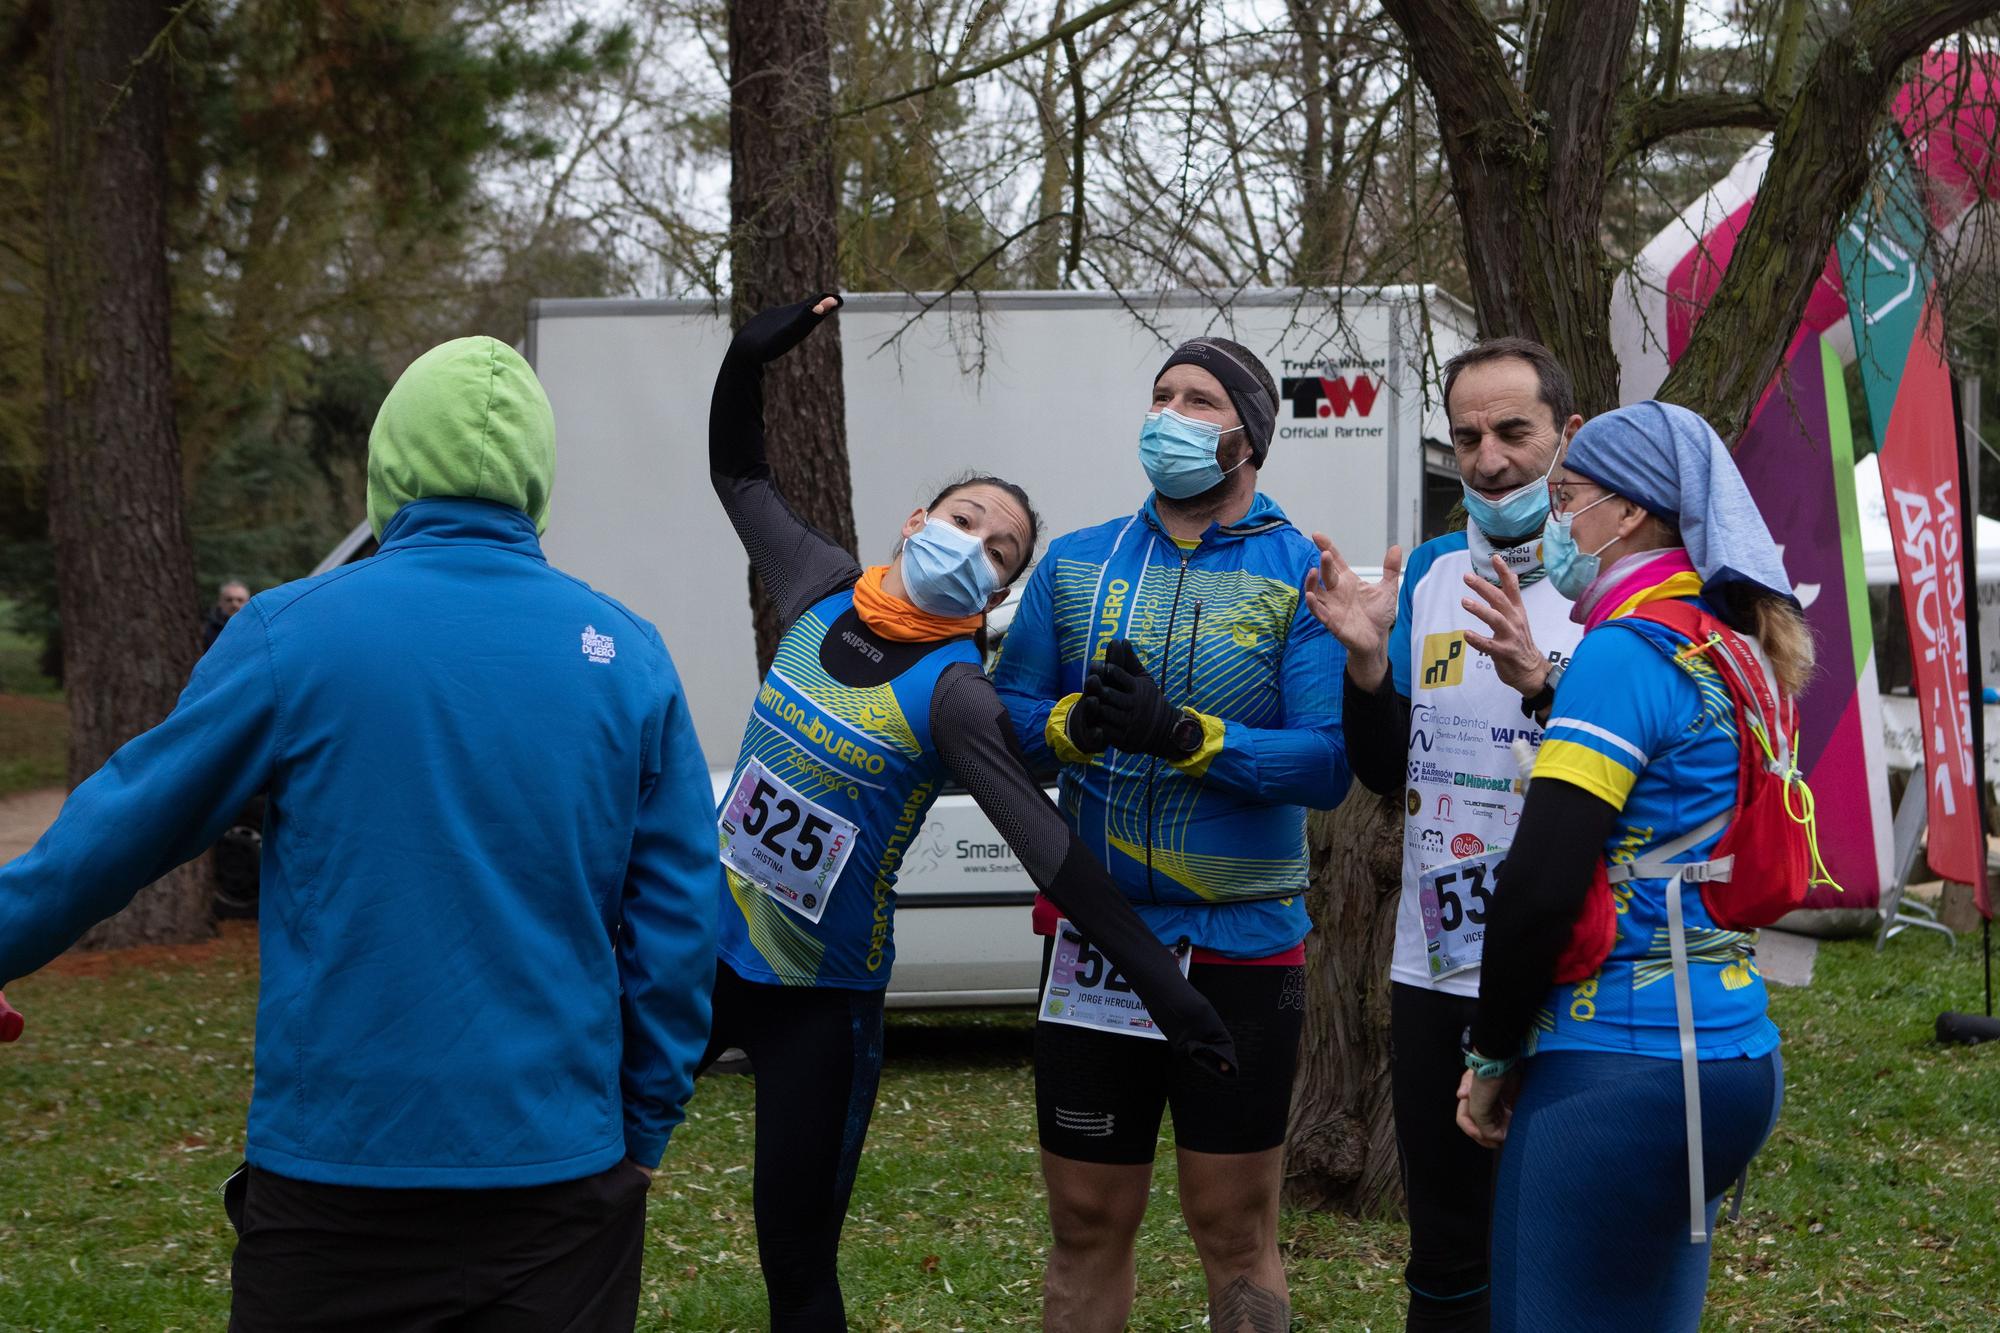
[1659,0,1685,98]
[868,210,1074,353]
[1768,0,1808,100]
[1610,90,1780,170]
[840,0,1148,119]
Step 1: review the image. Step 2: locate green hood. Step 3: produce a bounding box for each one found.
[367,337,555,538]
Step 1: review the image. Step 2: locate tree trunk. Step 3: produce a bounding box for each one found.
[1381,0,1640,415]
[42,0,213,950]
[730,0,857,673]
[1284,786,1406,1215]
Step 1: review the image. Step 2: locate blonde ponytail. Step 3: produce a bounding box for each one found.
[1749,596,1815,700]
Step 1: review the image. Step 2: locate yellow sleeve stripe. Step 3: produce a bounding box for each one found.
[1047,693,1098,765]
[1168,710,1228,777]
[1533,738,1637,808]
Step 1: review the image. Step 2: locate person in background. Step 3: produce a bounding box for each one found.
[994,336,1349,1333]
[1304,337,1582,1331]
[0,337,722,1332]
[1458,401,1798,1331]
[202,578,251,651]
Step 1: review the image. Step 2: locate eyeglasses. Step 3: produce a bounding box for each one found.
[1546,480,1608,516]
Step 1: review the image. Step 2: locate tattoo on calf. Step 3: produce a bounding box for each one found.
[1210,1275,1291,1333]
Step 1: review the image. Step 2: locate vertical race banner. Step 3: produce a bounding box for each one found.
[1840,134,1990,912]
[1733,339,1892,907]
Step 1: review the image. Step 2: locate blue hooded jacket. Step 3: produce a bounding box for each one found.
[993,492,1349,957]
[0,339,720,1188]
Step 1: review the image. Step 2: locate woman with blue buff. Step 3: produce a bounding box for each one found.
[1456,400,1809,1331]
[698,294,1236,1331]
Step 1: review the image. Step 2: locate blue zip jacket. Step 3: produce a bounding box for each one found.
[0,499,722,1187]
[993,492,1350,957]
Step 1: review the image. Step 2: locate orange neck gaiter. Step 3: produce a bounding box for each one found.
[851,565,984,642]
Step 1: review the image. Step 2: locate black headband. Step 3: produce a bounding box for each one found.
[1155,340,1277,465]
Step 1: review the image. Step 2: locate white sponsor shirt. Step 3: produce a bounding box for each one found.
[1388,531,1583,996]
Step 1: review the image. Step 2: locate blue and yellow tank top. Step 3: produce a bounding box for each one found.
[716,587,979,989]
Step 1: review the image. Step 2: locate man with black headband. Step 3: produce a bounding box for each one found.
[1303,336,1582,1333]
[994,337,1349,1332]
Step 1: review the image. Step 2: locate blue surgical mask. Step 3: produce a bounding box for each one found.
[1542,494,1618,600]
[900,516,1000,617]
[1462,452,1558,541]
[1138,408,1246,500]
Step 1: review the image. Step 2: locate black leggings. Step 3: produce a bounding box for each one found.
[1390,981,1493,1332]
[698,961,886,1333]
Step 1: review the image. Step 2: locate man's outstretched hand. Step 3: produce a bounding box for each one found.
[1303,534,1402,691]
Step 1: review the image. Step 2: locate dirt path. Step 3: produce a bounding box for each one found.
[1,787,260,978]
[0,786,61,864]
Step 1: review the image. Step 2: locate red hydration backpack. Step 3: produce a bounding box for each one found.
[1550,599,1834,984]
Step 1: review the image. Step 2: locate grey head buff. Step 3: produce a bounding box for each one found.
[1155,339,1277,465]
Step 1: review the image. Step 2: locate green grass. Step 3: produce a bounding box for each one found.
[0,598,58,698]
[0,595,65,798]
[3,929,1998,1330]
[0,696,65,798]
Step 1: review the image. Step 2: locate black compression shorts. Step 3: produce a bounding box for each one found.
[1034,944,1306,1164]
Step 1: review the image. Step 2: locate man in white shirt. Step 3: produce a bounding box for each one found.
[1303,338,1582,1332]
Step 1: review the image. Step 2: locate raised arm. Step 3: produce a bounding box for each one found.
[709,295,863,629]
[930,664,1236,1076]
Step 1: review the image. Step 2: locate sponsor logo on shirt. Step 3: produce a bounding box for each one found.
[841,629,885,664]
[581,625,616,663]
[1420,631,1466,688]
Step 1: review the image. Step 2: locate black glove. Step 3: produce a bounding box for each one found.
[1089,639,1197,758]
[728,293,842,365]
[1065,690,1111,753]
[1177,1030,1239,1081]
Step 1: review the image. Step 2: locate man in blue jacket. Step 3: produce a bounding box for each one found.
[993,337,1350,1333]
[0,337,722,1331]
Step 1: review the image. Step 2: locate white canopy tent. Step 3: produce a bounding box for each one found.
[1853,450,2000,585]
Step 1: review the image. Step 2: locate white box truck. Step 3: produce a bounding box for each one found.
[318,287,1475,1005]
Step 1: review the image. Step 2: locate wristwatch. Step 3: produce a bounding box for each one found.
[1169,709,1205,758]
[1519,660,1565,721]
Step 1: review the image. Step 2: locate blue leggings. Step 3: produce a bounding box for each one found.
[1491,1048,1783,1333]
